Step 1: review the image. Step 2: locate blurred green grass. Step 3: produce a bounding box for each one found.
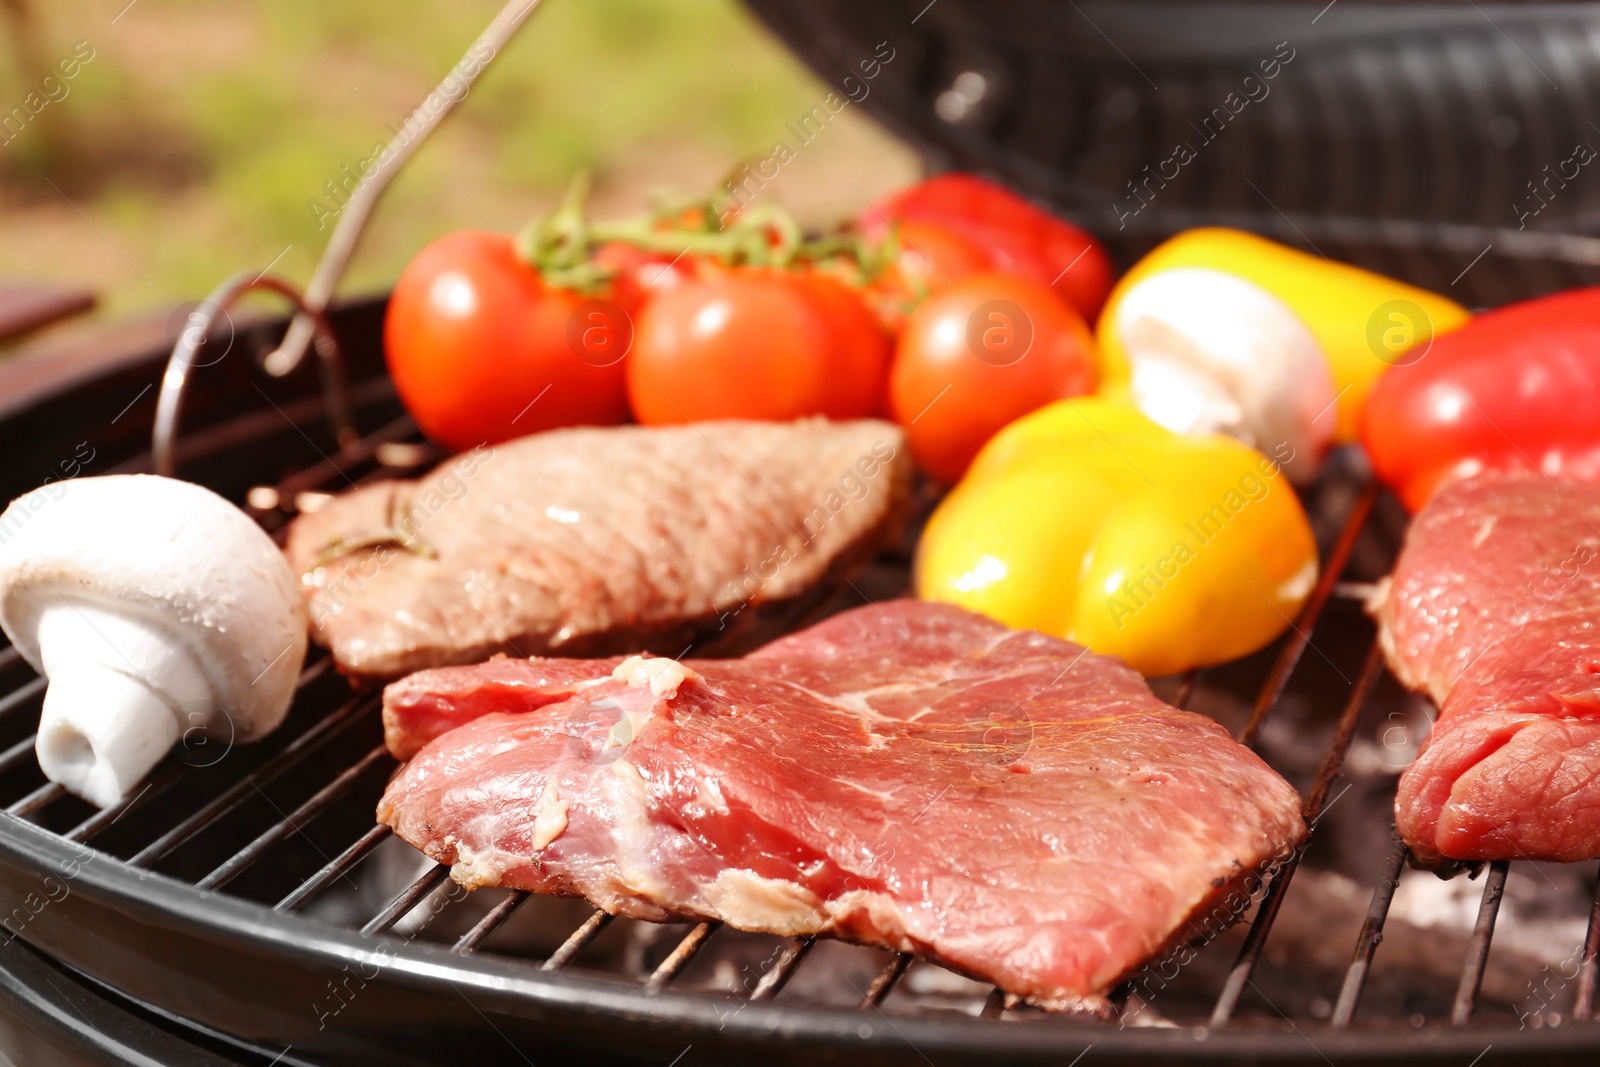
[0,0,915,321]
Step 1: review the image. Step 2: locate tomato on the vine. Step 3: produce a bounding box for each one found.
[627,268,890,425]
[890,272,1097,483]
[591,240,700,315]
[384,230,630,451]
[863,220,990,330]
[864,173,1115,322]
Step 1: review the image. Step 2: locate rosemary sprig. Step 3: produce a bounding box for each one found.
[308,493,438,569]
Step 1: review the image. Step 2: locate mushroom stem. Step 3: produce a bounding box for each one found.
[0,474,308,808]
[33,602,209,808]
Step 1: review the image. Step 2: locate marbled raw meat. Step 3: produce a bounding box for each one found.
[378,600,1305,1008]
[1372,472,1600,865]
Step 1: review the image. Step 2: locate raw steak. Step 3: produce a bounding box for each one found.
[283,420,909,681]
[378,600,1306,1008]
[1372,472,1600,865]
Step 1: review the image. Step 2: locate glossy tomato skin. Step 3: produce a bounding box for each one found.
[1363,286,1600,511]
[627,268,890,425]
[884,220,990,291]
[865,173,1115,322]
[890,272,1098,483]
[864,220,990,331]
[384,230,630,451]
[592,240,699,315]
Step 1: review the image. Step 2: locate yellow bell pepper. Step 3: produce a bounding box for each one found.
[916,397,1319,677]
[1096,228,1472,442]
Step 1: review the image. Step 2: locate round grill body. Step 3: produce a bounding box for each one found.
[2,2,1600,1064]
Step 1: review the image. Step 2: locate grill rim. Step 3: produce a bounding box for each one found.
[6,812,1600,1064]
[4,3,1597,1057]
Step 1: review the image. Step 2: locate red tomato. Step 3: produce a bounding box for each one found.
[384,231,631,451]
[592,240,699,315]
[890,272,1097,483]
[883,220,990,291]
[864,173,1115,322]
[627,268,890,425]
[864,220,990,331]
[1363,286,1600,510]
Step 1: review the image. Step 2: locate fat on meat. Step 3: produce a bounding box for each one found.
[378,600,1306,1008]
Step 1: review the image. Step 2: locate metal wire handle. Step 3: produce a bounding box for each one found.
[262,0,544,377]
[152,0,543,477]
[151,272,356,478]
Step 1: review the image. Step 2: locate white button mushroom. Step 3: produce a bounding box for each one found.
[1110,266,1338,482]
[0,475,307,807]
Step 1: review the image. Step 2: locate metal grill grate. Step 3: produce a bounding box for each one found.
[0,371,1597,1064]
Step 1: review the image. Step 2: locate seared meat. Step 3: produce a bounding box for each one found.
[1373,473,1600,865]
[378,600,1306,1009]
[283,420,909,681]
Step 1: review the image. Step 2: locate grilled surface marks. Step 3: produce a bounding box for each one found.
[378,600,1306,1008]
[1375,473,1600,865]
[284,420,909,680]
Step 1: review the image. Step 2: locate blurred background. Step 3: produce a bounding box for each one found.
[0,0,917,335]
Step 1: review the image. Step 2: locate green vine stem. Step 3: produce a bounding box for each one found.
[516,171,895,292]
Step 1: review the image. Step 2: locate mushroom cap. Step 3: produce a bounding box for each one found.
[0,474,307,740]
[1113,266,1338,481]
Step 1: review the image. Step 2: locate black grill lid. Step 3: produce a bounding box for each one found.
[745,0,1600,303]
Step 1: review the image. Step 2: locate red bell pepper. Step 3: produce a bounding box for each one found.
[1363,286,1600,511]
[861,173,1114,321]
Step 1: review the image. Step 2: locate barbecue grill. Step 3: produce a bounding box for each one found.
[2,1,1598,1064]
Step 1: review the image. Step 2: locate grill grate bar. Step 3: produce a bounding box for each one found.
[1572,863,1600,1021]
[749,936,814,1001]
[132,693,378,868]
[275,824,392,913]
[0,734,38,778]
[1452,860,1511,1025]
[1107,982,1133,1019]
[262,413,421,509]
[133,376,396,485]
[7,781,62,818]
[64,763,188,843]
[858,953,912,1009]
[197,743,389,891]
[980,988,1021,1018]
[541,909,613,971]
[452,891,531,954]
[1173,670,1202,710]
[1303,642,1385,815]
[1210,640,1385,1027]
[8,664,341,835]
[0,677,45,721]
[292,656,335,691]
[1238,480,1377,748]
[645,922,720,993]
[1332,827,1410,1028]
[361,863,450,936]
